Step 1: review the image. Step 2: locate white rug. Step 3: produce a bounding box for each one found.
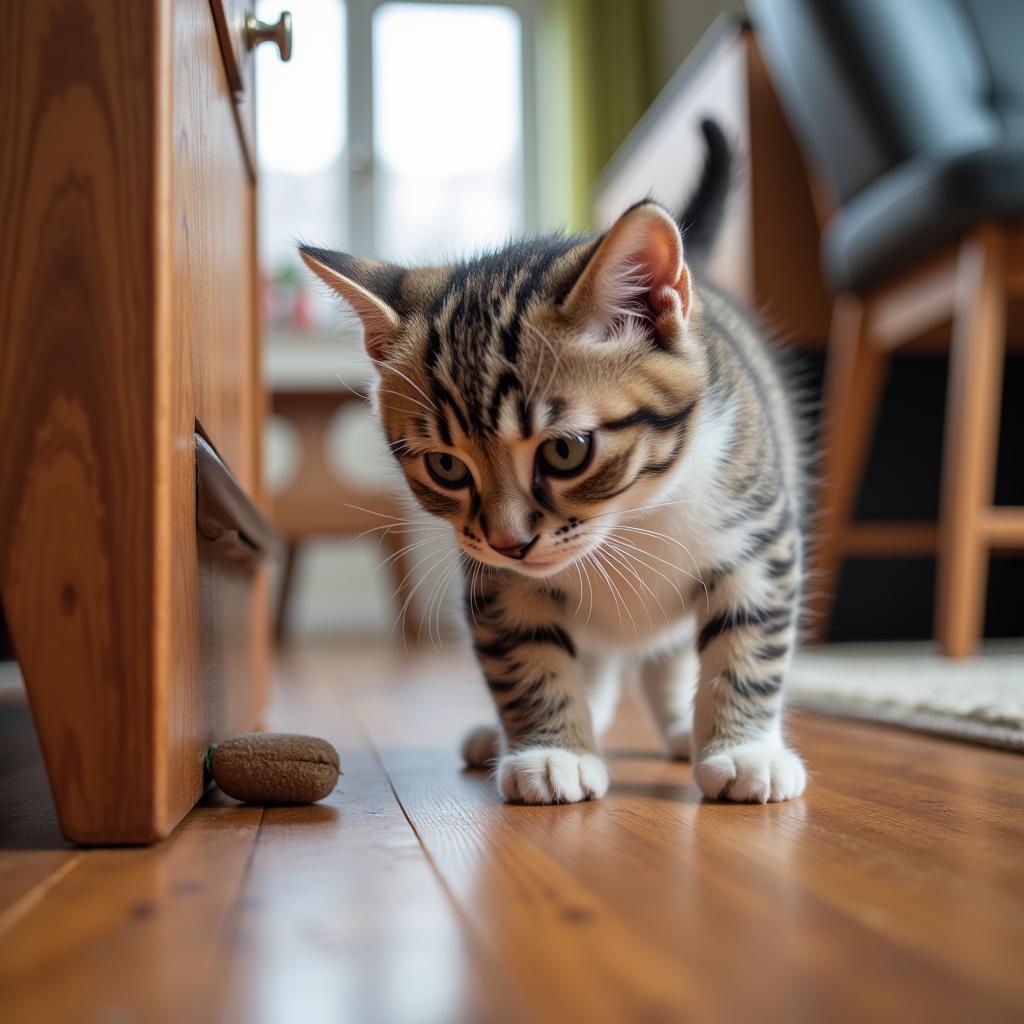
[789,641,1024,752]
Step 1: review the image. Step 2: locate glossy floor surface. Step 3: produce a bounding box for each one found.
[1,643,1022,1023]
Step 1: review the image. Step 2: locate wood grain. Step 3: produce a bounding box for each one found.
[0,803,263,1021]
[0,688,262,1021]
[167,0,268,787]
[2,644,1023,1021]
[349,649,1024,1024]
[0,0,166,842]
[0,0,268,843]
[215,651,526,1024]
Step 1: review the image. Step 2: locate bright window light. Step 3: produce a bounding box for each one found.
[373,3,523,260]
[257,0,346,177]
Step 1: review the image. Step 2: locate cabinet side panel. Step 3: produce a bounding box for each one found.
[0,2,161,842]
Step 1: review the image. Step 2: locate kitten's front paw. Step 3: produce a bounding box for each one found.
[695,742,806,803]
[497,748,609,805]
[461,724,500,767]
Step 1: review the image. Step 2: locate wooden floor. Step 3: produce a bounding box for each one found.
[1,642,1023,1024]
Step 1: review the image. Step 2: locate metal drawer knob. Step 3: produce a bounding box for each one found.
[245,10,292,61]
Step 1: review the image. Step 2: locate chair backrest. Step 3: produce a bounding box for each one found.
[750,0,1024,207]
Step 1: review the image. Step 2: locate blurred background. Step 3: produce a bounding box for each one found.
[3,0,1022,1008]
[256,0,1022,653]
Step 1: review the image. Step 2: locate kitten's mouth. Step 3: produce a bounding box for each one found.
[506,544,595,578]
[461,546,582,578]
[514,558,561,574]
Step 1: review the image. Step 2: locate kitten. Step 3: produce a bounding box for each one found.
[301,121,807,805]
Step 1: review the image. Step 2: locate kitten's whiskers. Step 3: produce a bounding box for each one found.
[602,539,676,626]
[610,526,709,611]
[598,545,653,630]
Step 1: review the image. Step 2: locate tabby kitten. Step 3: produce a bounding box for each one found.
[301,122,807,805]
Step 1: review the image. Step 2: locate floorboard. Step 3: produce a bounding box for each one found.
[214,647,525,1024]
[0,698,78,924]
[350,649,1024,1024]
[1,641,1022,1023]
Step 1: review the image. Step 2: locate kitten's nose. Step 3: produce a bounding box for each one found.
[489,535,538,560]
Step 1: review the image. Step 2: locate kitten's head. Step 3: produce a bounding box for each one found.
[301,201,707,579]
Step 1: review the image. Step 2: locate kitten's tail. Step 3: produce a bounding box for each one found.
[677,118,733,262]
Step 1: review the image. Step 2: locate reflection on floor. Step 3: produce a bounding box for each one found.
[1,641,1023,1023]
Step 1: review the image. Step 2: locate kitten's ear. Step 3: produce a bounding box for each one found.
[561,202,690,345]
[299,245,403,361]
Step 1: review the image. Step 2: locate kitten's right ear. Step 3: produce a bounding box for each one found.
[560,202,689,348]
[299,245,403,361]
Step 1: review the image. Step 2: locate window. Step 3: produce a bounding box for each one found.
[372,3,524,261]
[257,0,347,332]
[258,0,535,337]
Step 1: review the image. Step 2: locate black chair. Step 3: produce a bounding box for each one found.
[751,0,1024,657]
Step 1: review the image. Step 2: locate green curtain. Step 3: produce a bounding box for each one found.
[537,0,656,230]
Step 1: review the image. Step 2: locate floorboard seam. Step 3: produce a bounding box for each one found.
[340,683,536,1021]
[201,805,266,1018]
[0,855,80,938]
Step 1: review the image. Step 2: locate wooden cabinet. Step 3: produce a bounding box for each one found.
[0,0,277,843]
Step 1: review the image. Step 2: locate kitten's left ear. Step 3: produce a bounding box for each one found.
[562,201,690,346]
[299,245,404,362]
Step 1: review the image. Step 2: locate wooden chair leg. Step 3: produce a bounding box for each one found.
[936,227,1007,658]
[274,542,300,644]
[808,296,890,642]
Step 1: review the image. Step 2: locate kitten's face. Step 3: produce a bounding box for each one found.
[302,202,706,579]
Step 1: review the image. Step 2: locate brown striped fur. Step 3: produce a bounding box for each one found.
[300,123,808,806]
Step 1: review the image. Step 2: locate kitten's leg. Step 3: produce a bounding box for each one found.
[461,652,620,768]
[691,526,807,803]
[583,652,623,739]
[460,723,502,768]
[639,626,698,760]
[468,575,607,804]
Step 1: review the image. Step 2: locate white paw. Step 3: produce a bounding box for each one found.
[497,748,609,805]
[664,723,693,762]
[695,742,806,803]
[461,724,501,767]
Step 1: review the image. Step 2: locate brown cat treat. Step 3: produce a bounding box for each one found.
[208,733,341,805]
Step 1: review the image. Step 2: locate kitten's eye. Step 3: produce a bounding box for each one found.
[425,451,471,488]
[538,433,594,477]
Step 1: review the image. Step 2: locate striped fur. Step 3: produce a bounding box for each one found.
[301,124,807,805]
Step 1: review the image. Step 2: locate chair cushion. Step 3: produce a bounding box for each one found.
[822,138,1024,292]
